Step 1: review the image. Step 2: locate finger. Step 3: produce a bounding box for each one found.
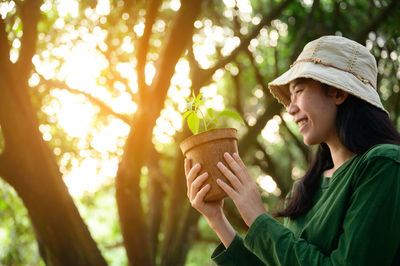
[217,178,238,199]
[192,184,210,208]
[225,152,250,183]
[190,172,208,200]
[232,153,246,169]
[232,153,252,183]
[186,163,201,196]
[223,153,244,182]
[187,163,201,182]
[217,162,241,190]
[184,158,191,177]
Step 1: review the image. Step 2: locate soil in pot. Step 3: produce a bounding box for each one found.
[180,128,238,201]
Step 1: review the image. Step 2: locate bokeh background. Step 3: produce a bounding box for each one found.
[0,0,399,265]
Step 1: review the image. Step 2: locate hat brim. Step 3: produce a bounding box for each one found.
[268,61,387,113]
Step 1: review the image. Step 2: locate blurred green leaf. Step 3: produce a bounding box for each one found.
[187,112,200,135]
[217,110,245,125]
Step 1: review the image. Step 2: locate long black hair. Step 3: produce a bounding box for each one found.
[276,92,400,220]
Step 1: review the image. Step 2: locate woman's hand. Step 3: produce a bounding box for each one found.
[184,158,224,222]
[185,158,236,248]
[216,152,267,227]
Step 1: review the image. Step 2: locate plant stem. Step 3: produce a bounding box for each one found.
[198,109,208,131]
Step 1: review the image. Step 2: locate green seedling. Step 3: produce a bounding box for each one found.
[183,91,244,135]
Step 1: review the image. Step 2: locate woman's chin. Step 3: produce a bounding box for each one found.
[302,136,319,146]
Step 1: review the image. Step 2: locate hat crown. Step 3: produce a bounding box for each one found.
[297,36,378,88]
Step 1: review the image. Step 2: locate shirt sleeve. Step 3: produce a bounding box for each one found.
[243,157,400,266]
[211,233,265,265]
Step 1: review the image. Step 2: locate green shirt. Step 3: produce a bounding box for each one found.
[211,144,400,265]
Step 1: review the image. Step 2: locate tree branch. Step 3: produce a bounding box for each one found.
[168,206,202,265]
[235,48,284,156]
[274,47,279,78]
[232,66,246,121]
[147,0,203,110]
[116,2,204,265]
[254,141,291,195]
[354,0,400,43]
[103,241,124,249]
[97,54,137,102]
[0,18,10,62]
[39,76,132,125]
[146,146,170,189]
[0,153,8,181]
[137,0,162,103]
[245,49,270,97]
[279,114,309,164]
[0,18,16,85]
[16,0,42,83]
[289,0,320,62]
[160,129,192,265]
[146,144,167,261]
[238,94,282,156]
[192,0,294,89]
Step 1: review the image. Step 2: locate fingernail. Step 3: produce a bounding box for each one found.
[195,163,200,168]
[217,162,222,167]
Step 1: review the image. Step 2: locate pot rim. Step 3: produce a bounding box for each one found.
[179,128,238,155]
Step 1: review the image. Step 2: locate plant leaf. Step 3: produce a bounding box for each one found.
[197,99,205,106]
[182,110,192,121]
[206,120,217,129]
[187,112,200,134]
[217,110,245,125]
[196,92,203,102]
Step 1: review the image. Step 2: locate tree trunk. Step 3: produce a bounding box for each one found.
[0,70,107,265]
[115,1,203,265]
[161,132,190,265]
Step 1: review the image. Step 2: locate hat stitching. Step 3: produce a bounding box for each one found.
[346,44,359,72]
[310,38,323,58]
[289,58,376,90]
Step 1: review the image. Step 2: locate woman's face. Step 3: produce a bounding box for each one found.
[287,79,343,146]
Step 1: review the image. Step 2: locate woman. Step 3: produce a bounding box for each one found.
[185,35,400,265]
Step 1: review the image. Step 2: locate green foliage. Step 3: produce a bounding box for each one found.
[185,217,219,266]
[186,242,216,266]
[75,184,127,266]
[0,179,44,265]
[183,91,244,134]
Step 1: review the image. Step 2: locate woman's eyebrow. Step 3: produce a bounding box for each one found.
[289,80,301,93]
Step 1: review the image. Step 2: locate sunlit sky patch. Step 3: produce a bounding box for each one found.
[0,1,15,19]
[261,115,282,144]
[57,0,79,18]
[48,89,97,138]
[257,175,281,196]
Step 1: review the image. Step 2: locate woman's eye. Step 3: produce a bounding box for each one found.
[295,89,303,94]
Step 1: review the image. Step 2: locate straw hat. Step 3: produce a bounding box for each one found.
[268,35,387,113]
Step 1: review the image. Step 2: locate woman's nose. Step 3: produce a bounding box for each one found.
[287,102,299,115]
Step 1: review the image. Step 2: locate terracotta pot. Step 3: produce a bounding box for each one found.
[180,128,238,201]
